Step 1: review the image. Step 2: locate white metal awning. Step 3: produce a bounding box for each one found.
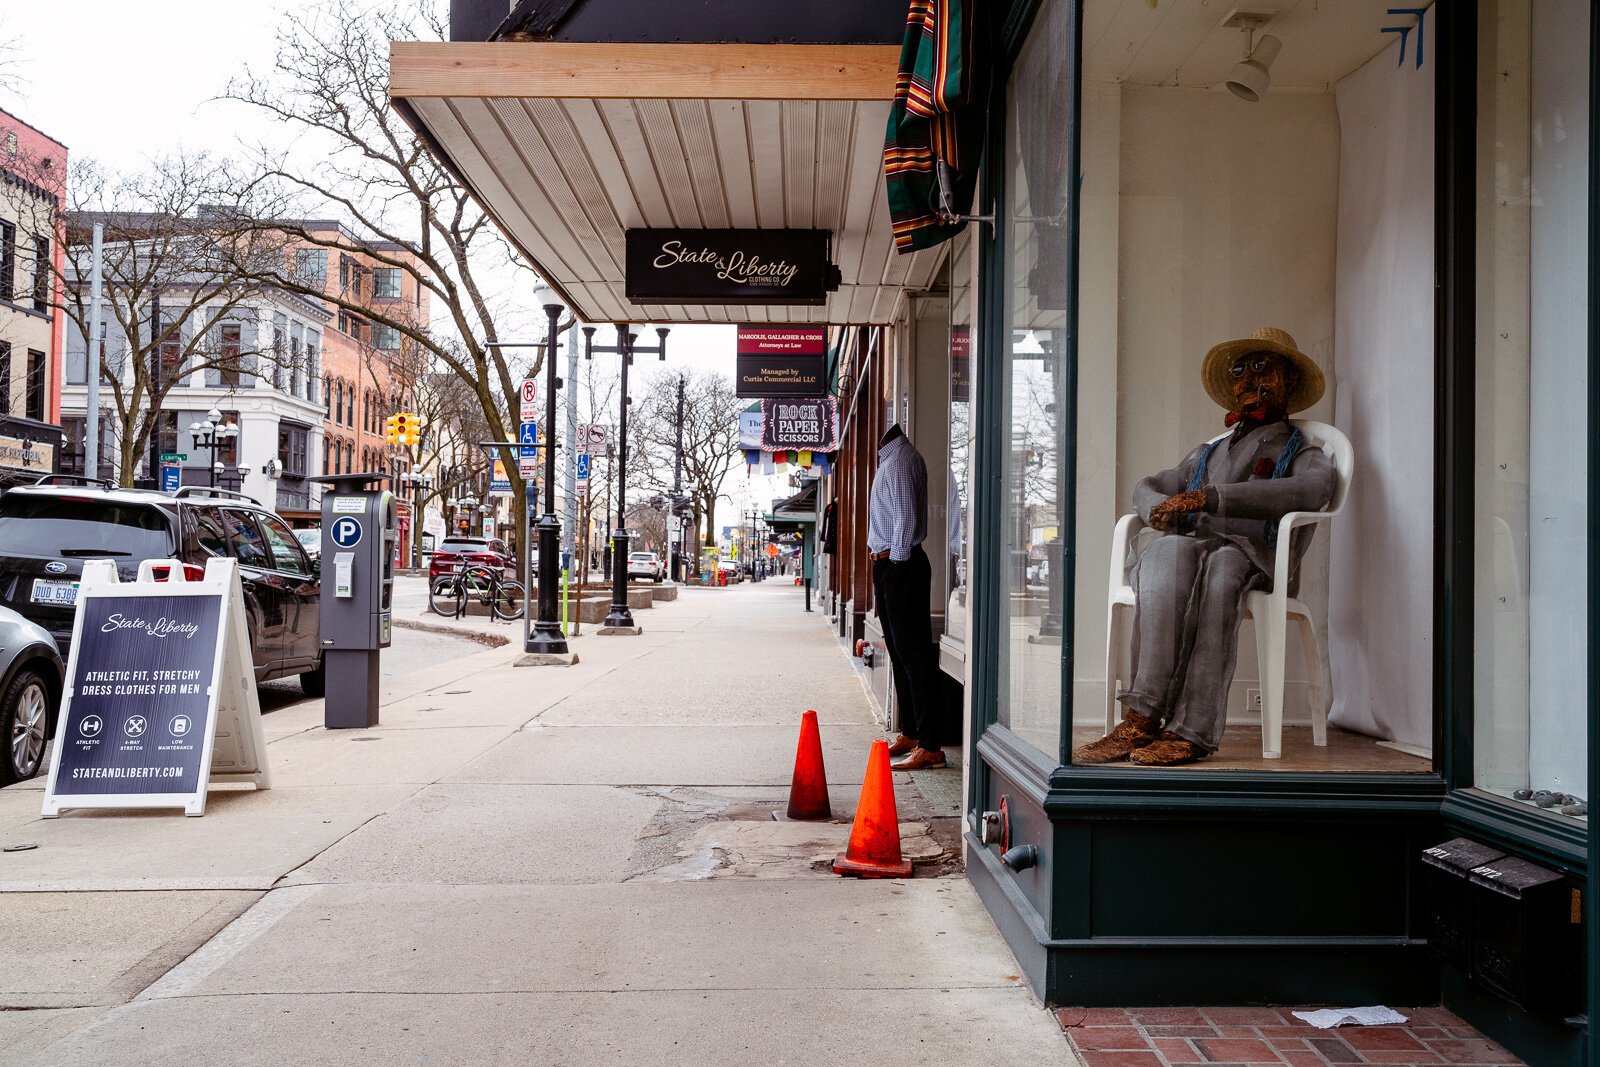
[390,42,942,325]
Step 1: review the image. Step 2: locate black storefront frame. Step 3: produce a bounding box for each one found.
[962,2,1597,1061]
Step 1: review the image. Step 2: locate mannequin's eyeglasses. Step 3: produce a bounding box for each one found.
[1229,355,1276,378]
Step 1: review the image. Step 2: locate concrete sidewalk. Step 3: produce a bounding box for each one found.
[0,581,1072,1065]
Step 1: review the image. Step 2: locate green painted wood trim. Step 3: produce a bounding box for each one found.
[1442,789,1589,875]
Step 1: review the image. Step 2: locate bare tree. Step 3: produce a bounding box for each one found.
[222,0,556,500]
[16,155,292,486]
[629,369,745,552]
[0,33,28,104]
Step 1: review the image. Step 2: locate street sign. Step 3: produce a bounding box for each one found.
[518,454,538,478]
[519,422,539,446]
[579,423,607,449]
[160,465,181,493]
[575,452,592,492]
[160,452,187,462]
[766,543,780,559]
[519,379,539,421]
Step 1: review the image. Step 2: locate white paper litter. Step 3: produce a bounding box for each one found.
[1291,1006,1409,1029]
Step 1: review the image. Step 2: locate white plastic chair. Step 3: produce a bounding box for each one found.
[1102,420,1354,759]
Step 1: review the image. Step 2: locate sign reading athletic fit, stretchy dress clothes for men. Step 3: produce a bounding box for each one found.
[52,593,222,795]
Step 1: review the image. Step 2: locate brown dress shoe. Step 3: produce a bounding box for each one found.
[1072,712,1158,764]
[890,746,948,771]
[887,733,917,758]
[1129,732,1205,766]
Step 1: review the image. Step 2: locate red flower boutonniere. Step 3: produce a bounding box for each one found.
[1253,457,1274,478]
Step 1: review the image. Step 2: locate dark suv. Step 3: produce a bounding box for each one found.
[0,478,325,696]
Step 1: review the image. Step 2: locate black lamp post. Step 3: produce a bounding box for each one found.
[488,285,569,655]
[188,407,238,489]
[584,322,669,632]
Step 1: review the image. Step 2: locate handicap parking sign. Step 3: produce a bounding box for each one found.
[575,453,591,480]
[330,516,363,548]
[519,422,538,445]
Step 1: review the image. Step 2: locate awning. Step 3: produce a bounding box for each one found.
[390,43,945,325]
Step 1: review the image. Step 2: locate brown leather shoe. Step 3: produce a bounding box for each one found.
[1129,732,1205,766]
[886,733,917,758]
[1072,712,1158,764]
[890,746,948,771]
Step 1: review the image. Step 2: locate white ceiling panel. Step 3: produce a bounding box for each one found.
[396,45,940,325]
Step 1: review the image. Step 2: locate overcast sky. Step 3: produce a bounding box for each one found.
[4,1,796,517]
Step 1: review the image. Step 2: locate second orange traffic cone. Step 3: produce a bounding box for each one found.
[780,709,832,821]
[832,739,914,878]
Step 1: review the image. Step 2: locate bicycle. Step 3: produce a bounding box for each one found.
[428,562,525,621]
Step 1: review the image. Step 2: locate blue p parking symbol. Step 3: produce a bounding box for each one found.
[330,516,363,549]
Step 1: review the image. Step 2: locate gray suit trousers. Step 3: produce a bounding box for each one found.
[1118,534,1262,752]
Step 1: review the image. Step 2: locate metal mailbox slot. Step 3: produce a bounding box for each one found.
[1420,837,1507,971]
[1467,856,1578,1014]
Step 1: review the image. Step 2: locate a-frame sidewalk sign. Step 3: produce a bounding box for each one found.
[41,556,271,817]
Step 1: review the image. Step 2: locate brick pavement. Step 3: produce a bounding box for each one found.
[1054,1006,1526,1066]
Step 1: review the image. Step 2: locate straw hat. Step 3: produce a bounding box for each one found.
[1201,326,1324,414]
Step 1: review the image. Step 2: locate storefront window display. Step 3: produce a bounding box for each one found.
[945,231,974,650]
[1472,0,1590,814]
[995,0,1071,757]
[1058,0,1441,772]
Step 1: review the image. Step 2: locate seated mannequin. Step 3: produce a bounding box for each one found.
[1074,327,1337,767]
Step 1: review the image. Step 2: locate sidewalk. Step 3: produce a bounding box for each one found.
[0,581,1070,1065]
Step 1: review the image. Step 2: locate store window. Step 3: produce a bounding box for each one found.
[995,0,1069,758]
[1046,0,1439,772]
[1473,0,1590,812]
[946,230,974,649]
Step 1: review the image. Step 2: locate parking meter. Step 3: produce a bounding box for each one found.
[312,473,398,729]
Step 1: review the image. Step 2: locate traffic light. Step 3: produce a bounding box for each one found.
[394,412,423,447]
[383,414,400,444]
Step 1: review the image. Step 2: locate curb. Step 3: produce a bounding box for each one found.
[392,616,512,649]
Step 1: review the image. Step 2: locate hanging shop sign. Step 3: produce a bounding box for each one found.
[735,325,828,398]
[951,327,971,403]
[41,557,270,817]
[0,431,55,476]
[625,229,840,306]
[761,396,839,453]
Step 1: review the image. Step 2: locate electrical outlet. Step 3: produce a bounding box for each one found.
[1246,688,1263,713]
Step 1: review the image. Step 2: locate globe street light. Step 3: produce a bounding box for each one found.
[189,407,238,489]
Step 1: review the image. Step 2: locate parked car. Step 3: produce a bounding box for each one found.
[717,558,743,583]
[627,551,665,583]
[0,477,325,697]
[428,536,518,586]
[0,605,64,785]
[294,526,321,566]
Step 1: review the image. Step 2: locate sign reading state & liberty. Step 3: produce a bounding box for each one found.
[625,229,839,305]
[53,593,220,796]
[43,557,270,817]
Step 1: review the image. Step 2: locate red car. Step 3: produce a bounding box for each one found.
[429,536,517,584]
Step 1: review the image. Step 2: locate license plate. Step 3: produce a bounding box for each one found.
[30,578,79,606]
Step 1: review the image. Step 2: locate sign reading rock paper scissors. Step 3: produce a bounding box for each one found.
[41,556,270,817]
[760,396,840,452]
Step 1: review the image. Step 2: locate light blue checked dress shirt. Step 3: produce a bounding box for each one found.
[867,432,927,561]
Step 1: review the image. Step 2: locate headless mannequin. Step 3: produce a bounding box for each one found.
[880,422,904,448]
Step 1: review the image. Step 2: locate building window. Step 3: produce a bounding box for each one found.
[32,233,49,313]
[0,221,15,302]
[159,411,179,459]
[279,424,309,478]
[0,340,10,415]
[219,410,240,466]
[296,249,327,288]
[289,323,304,398]
[272,313,287,389]
[1473,0,1591,805]
[24,349,44,421]
[61,415,86,475]
[373,267,401,299]
[373,323,400,351]
[217,323,243,387]
[157,317,183,389]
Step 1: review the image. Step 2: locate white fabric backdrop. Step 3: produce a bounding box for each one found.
[1327,42,1436,750]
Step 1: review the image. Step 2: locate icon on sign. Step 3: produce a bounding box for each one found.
[575,453,591,480]
[78,714,103,739]
[169,715,192,738]
[124,715,148,739]
[330,516,363,548]
[519,422,539,446]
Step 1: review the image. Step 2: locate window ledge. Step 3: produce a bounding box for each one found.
[1440,788,1588,872]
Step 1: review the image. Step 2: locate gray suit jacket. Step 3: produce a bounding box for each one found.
[1132,422,1337,579]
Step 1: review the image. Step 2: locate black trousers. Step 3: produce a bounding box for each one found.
[872,544,941,750]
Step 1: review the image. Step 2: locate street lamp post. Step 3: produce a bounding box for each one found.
[583,323,669,632]
[188,407,238,490]
[399,471,434,570]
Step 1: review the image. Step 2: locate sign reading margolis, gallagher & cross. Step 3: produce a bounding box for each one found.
[625,229,840,306]
[736,325,827,398]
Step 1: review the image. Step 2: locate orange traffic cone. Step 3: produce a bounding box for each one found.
[777,709,831,821]
[832,739,914,878]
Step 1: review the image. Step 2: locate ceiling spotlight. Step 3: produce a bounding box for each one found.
[1226,32,1281,103]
